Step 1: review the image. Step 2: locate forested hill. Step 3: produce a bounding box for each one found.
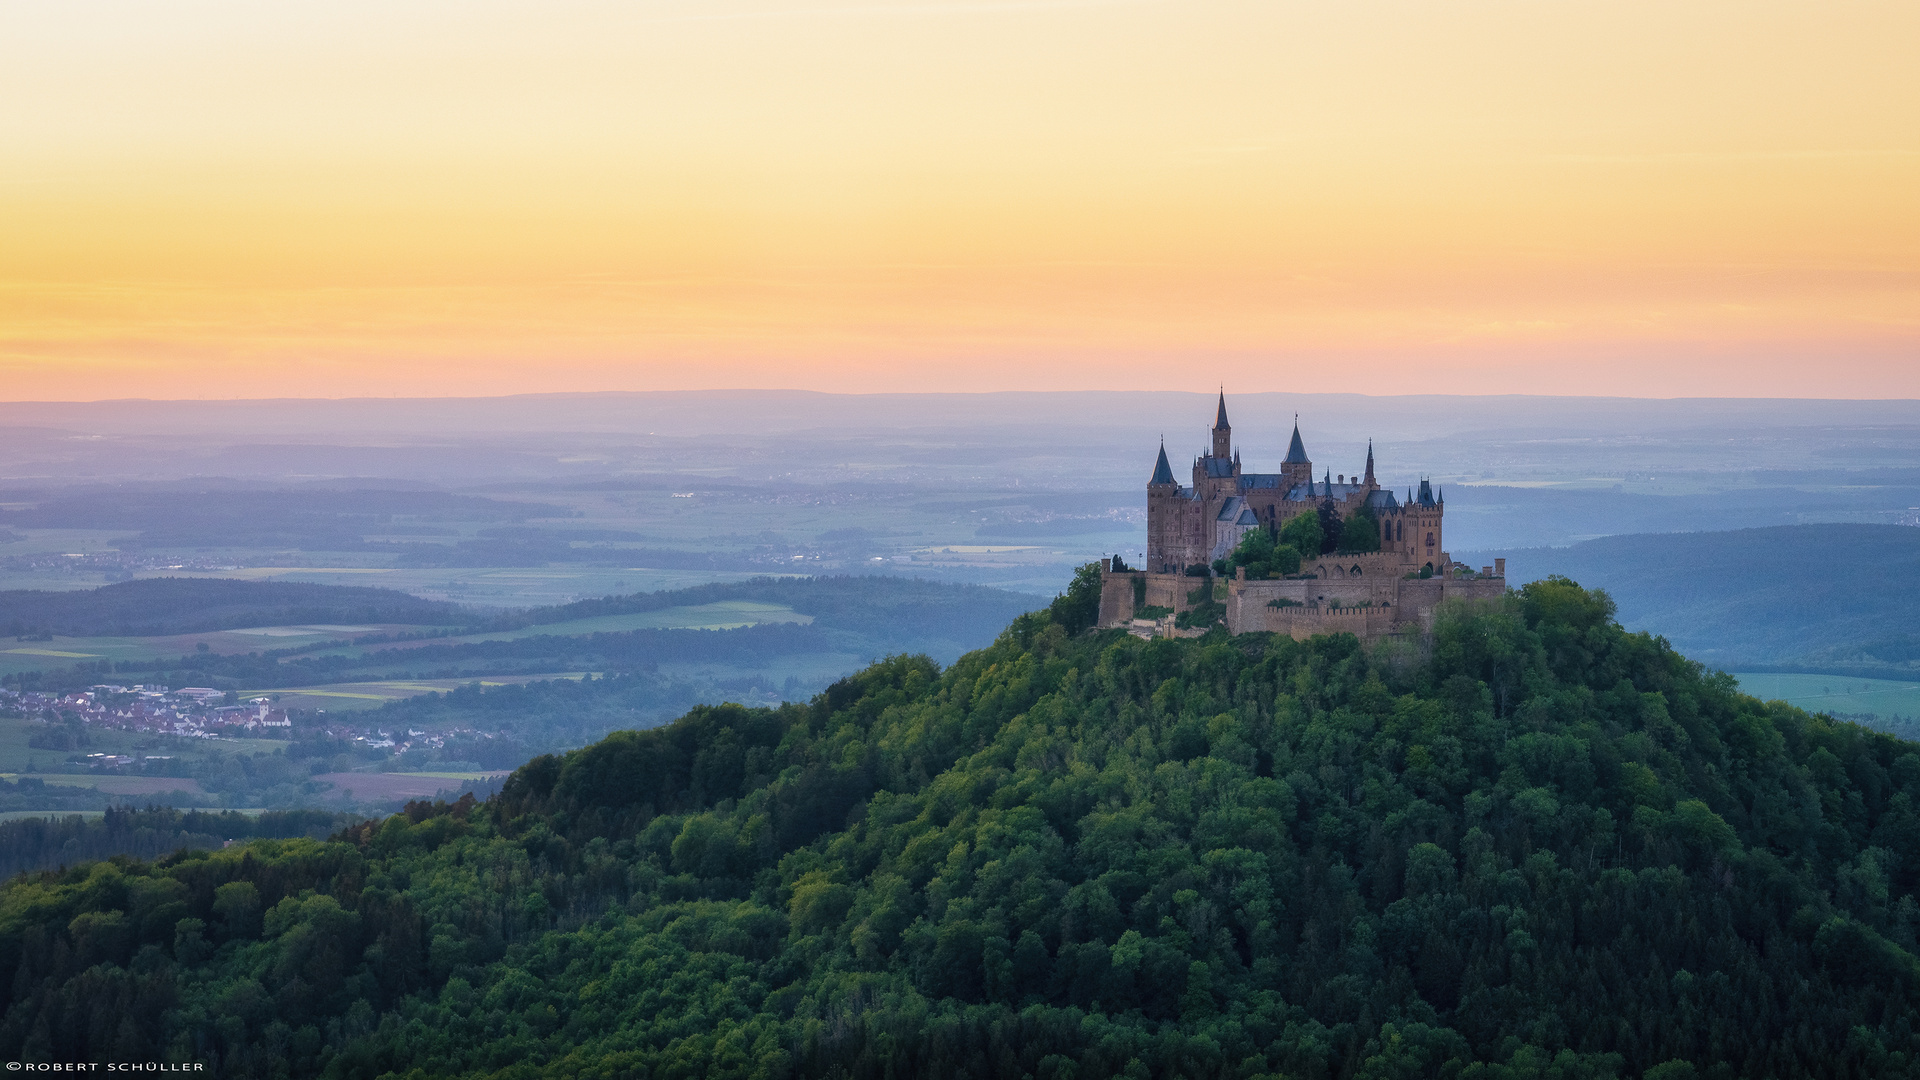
[5,580,1920,1078]
[0,577,461,636]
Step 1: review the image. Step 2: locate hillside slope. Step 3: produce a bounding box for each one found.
[1466,524,1920,674]
[2,581,1917,1078]
[0,577,463,637]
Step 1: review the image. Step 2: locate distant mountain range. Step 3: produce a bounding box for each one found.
[1463,523,1920,676]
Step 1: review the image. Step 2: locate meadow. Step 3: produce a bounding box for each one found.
[1733,671,1920,721]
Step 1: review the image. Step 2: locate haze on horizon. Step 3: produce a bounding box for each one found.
[2,0,1916,401]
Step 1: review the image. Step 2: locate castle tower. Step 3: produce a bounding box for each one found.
[1363,440,1375,487]
[1146,440,1187,572]
[1211,390,1232,460]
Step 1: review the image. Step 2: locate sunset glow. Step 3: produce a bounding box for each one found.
[3,0,1916,399]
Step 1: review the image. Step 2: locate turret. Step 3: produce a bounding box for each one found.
[1282,415,1313,490]
[1149,441,1176,487]
[1364,440,1375,487]
[1211,390,1231,459]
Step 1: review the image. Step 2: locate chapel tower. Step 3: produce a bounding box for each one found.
[1211,390,1232,460]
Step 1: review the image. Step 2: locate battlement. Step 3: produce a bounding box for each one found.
[1099,564,1504,642]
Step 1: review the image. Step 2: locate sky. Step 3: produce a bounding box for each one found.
[1,0,1916,401]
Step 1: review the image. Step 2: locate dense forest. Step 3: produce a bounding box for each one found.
[0,808,356,880]
[2,577,1917,1077]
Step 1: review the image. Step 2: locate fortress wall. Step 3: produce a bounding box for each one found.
[1097,570,1142,628]
[1147,573,1192,612]
[1233,601,1402,641]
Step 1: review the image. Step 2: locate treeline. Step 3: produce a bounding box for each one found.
[0,777,160,815]
[342,672,744,769]
[1,577,1916,1076]
[0,807,355,881]
[0,578,461,637]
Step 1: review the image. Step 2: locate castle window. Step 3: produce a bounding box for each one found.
[1426,532,1435,547]
[1351,565,1362,576]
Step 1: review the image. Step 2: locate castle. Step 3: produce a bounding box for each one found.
[1098,393,1505,640]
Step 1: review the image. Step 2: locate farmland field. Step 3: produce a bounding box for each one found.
[258,674,589,712]
[0,774,208,797]
[1732,672,1920,721]
[307,771,509,802]
[0,623,434,678]
[0,600,813,680]
[0,718,280,774]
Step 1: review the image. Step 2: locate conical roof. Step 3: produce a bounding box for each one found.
[1284,420,1310,464]
[1149,442,1175,485]
[1215,390,1230,430]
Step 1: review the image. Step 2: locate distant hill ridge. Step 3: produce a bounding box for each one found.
[1466,523,1920,676]
[0,577,464,637]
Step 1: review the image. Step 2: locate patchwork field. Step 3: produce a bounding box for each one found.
[0,718,280,775]
[143,566,797,608]
[0,601,812,680]
[1733,672,1920,721]
[258,674,589,712]
[0,623,433,678]
[0,774,208,797]
[308,771,509,802]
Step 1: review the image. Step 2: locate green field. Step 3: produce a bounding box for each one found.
[0,623,432,678]
[0,774,208,797]
[451,600,810,640]
[0,600,812,680]
[258,674,590,712]
[0,718,281,775]
[1732,672,1920,720]
[143,566,797,608]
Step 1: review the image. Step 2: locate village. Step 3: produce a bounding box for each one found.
[0,683,477,767]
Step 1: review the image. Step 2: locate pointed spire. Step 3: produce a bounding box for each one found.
[1149,439,1175,486]
[1284,416,1310,464]
[1364,440,1375,485]
[1215,388,1229,430]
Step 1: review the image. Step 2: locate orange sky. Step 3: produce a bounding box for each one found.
[2,0,1916,400]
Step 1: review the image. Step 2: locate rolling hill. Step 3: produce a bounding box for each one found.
[1464,523,1920,675]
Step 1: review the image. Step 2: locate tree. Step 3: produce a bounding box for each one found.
[1047,561,1104,634]
[1337,503,1382,554]
[1278,511,1322,560]
[1227,526,1301,580]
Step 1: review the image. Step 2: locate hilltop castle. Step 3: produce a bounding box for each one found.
[1099,393,1505,640]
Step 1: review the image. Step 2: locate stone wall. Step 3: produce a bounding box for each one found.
[1102,562,1506,642]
